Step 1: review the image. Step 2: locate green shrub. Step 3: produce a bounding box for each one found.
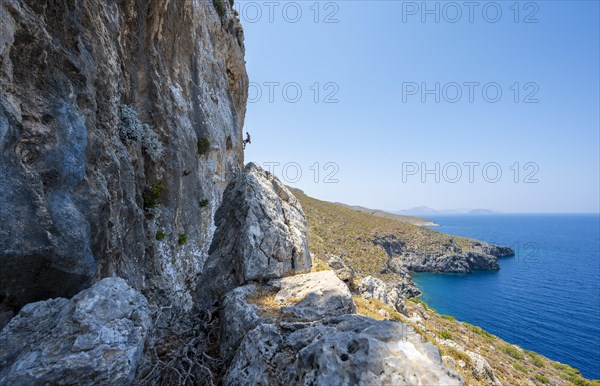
[438,330,453,340]
[513,363,527,373]
[143,180,166,209]
[526,351,544,368]
[531,356,544,368]
[441,314,456,321]
[408,298,428,308]
[155,231,165,241]
[178,233,188,246]
[552,363,568,371]
[571,378,598,386]
[534,374,550,384]
[197,136,210,155]
[555,364,597,386]
[200,199,209,208]
[557,363,580,376]
[465,323,494,340]
[501,345,525,360]
[213,0,226,19]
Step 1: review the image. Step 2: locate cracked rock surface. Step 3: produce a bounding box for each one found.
[198,163,311,302]
[0,0,248,319]
[0,277,151,385]
[220,272,463,386]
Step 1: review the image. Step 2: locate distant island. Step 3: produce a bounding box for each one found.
[468,208,496,214]
[395,206,496,216]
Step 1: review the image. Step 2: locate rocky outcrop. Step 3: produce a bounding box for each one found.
[198,163,311,303]
[327,254,356,284]
[358,275,418,314]
[374,235,514,274]
[218,271,356,365]
[273,270,356,321]
[399,251,500,273]
[0,0,248,317]
[221,271,463,386]
[0,277,151,385]
[466,350,503,386]
[202,168,461,385]
[436,337,502,386]
[219,284,262,361]
[475,243,515,259]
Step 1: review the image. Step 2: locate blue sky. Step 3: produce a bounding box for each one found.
[238,0,599,213]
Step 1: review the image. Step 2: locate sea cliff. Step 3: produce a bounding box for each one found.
[0,1,597,385]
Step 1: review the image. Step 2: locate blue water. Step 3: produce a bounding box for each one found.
[412,214,600,379]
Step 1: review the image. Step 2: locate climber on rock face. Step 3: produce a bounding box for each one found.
[243,132,251,149]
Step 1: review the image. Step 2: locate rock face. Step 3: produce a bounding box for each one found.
[398,250,500,273]
[0,277,151,385]
[374,235,514,274]
[0,2,510,385]
[221,271,463,386]
[466,350,502,386]
[219,284,262,361]
[273,270,356,321]
[207,179,460,385]
[0,0,248,316]
[198,163,311,302]
[358,275,413,314]
[327,254,356,284]
[437,336,502,386]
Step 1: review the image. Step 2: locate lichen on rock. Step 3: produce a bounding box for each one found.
[0,0,248,319]
[0,277,151,386]
[221,272,463,386]
[198,162,312,303]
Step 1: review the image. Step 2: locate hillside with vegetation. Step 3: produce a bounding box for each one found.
[295,189,599,386]
[354,296,599,386]
[334,203,440,226]
[293,189,512,281]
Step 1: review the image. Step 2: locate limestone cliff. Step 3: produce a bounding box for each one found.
[198,165,463,386]
[0,162,466,385]
[0,278,151,385]
[0,0,248,319]
[198,162,312,303]
[0,2,554,386]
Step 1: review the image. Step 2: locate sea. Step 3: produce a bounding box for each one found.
[412,214,600,379]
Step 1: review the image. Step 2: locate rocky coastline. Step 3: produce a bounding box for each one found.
[1,1,593,385]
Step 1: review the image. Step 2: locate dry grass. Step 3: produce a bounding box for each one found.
[401,301,600,386]
[353,296,403,321]
[245,286,307,319]
[245,287,283,318]
[311,258,330,272]
[295,189,599,385]
[294,190,476,280]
